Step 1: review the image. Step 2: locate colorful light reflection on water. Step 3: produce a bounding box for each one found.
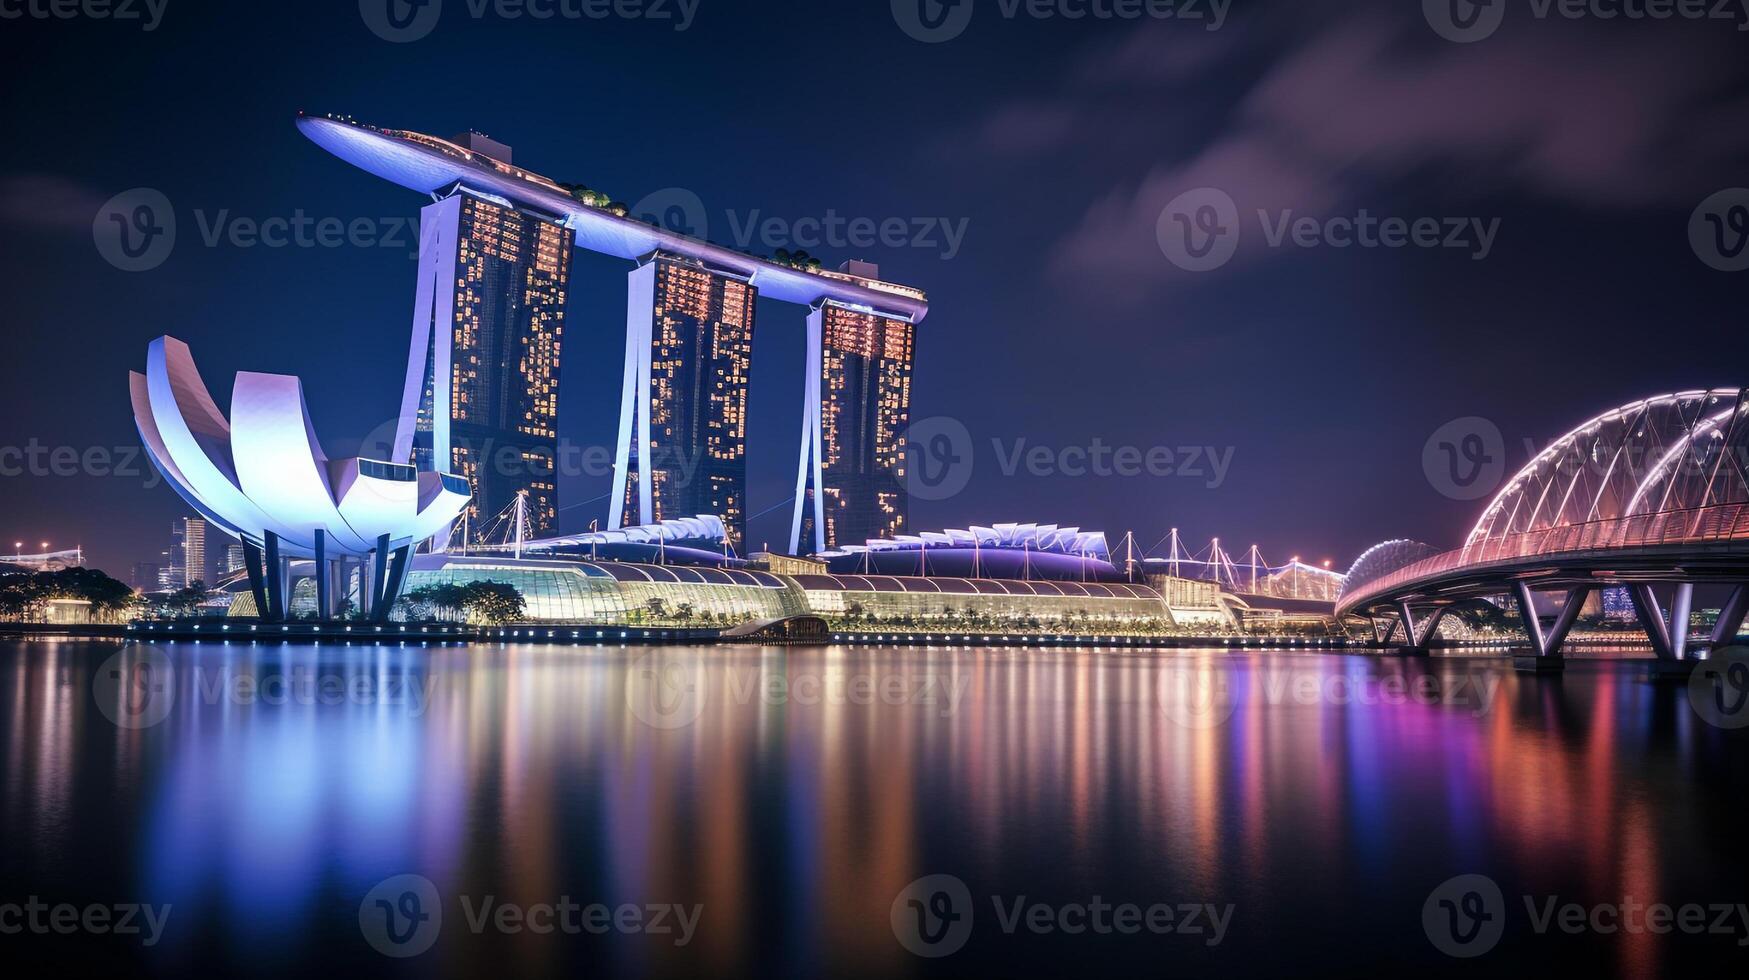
[3,640,1747,977]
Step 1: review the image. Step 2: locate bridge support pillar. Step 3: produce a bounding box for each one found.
[1628,584,1676,660]
[1395,601,1419,648]
[1514,583,1589,673]
[1669,582,1695,659]
[1710,584,1749,650]
[1366,614,1393,645]
[1415,606,1452,648]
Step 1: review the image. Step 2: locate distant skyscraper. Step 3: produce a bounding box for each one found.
[611,252,757,548]
[791,268,918,554]
[397,190,572,543]
[182,517,208,587]
[225,542,246,576]
[158,544,180,591]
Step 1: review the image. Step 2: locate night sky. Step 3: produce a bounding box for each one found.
[1,0,1746,578]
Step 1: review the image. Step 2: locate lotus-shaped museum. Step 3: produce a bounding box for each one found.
[130,336,470,621]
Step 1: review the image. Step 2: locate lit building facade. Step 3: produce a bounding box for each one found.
[791,291,918,555]
[182,517,208,587]
[611,253,757,548]
[398,191,571,542]
[400,556,804,624]
[131,336,470,623]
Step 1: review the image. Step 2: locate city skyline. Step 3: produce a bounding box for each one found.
[1,1,1745,581]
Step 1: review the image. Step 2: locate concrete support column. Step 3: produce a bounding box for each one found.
[264,531,285,622]
[314,530,329,622]
[1710,584,1749,648]
[1669,582,1695,660]
[1629,584,1675,660]
[1514,582,1548,656]
[1395,601,1419,647]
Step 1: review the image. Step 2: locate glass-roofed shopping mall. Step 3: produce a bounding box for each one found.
[216,553,1238,630]
[399,556,808,623]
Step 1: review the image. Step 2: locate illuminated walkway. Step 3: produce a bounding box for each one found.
[1337,390,1749,667]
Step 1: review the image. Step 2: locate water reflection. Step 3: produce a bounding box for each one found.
[1,641,1745,977]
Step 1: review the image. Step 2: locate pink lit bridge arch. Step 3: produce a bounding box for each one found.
[1336,389,1749,665]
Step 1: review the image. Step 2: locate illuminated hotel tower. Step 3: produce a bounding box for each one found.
[610,252,757,548]
[791,265,918,554]
[396,190,572,542]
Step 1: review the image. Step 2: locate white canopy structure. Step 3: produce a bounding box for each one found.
[129,336,470,621]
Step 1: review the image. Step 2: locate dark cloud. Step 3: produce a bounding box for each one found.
[945,10,1749,297]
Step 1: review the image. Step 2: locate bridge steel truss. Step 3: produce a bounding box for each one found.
[1340,390,1749,666]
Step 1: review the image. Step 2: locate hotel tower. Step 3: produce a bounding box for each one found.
[790,262,918,554]
[610,252,757,549]
[397,185,572,542]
